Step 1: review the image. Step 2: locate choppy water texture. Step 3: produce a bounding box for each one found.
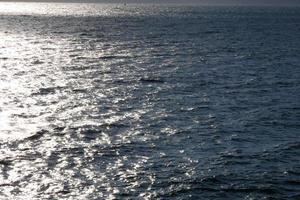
[0,3,300,199]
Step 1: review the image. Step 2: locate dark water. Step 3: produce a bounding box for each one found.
[0,3,300,199]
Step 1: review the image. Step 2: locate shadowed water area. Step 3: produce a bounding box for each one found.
[0,3,299,199]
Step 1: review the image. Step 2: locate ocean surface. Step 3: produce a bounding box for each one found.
[0,3,299,199]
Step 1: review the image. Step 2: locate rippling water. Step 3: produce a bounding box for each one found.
[0,3,300,199]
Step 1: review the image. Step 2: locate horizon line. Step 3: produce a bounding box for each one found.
[1,1,300,7]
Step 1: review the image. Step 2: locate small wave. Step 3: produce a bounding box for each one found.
[203,30,220,34]
[25,129,48,141]
[72,88,88,93]
[221,187,278,194]
[0,159,12,166]
[98,55,132,60]
[31,86,65,95]
[282,142,300,151]
[139,78,165,84]
[31,59,44,65]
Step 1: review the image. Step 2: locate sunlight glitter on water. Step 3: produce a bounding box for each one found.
[0,33,47,140]
[0,2,125,16]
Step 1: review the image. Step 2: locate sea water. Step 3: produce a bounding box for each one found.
[0,3,299,199]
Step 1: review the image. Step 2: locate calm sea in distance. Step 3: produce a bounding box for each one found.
[0,2,299,199]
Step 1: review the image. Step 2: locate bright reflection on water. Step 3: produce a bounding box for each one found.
[0,2,300,199]
[0,2,116,16]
